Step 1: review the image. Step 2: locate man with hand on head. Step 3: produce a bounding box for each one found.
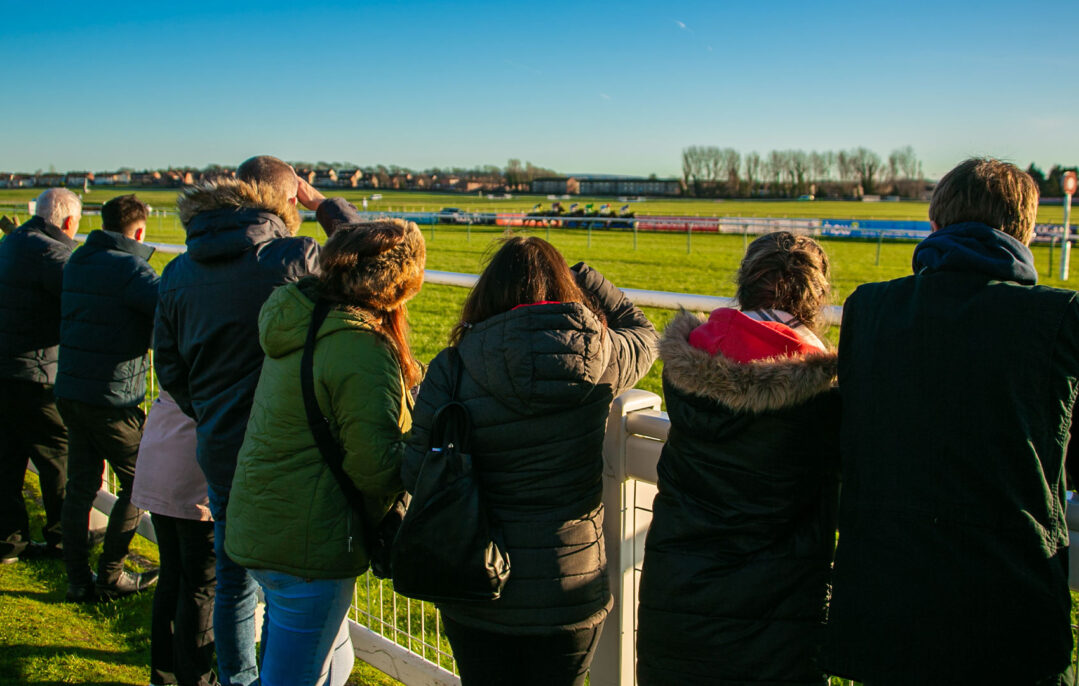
[0,188,81,565]
[55,194,160,602]
[154,155,363,686]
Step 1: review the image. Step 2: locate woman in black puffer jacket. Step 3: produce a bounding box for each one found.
[637,232,841,686]
[403,236,656,686]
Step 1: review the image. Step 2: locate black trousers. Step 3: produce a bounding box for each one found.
[150,514,218,686]
[0,379,67,555]
[57,398,144,585]
[442,616,604,686]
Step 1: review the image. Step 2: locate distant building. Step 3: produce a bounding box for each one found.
[131,171,163,186]
[337,168,363,188]
[313,168,338,188]
[35,173,66,188]
[531,177,579,195]
[65,172,94,188]
[577,175,682,196]
[94,172,127,186]
[533,175,680,196]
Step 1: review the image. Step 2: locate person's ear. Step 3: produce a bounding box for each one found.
[289,196,298,206]
[134,226,145,242]
[63,215,79,237]
[930,220,940,232]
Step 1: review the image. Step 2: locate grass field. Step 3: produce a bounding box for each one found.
[0,186,1071,224]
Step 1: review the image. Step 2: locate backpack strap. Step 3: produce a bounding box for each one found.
[300,298,372,543]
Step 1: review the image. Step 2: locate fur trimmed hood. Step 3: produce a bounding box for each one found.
[660,310,836,413]
[176,177,301,235]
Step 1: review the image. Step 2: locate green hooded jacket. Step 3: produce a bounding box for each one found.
[226,278,410,578]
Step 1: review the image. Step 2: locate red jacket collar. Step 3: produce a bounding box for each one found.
[688,308,821,363]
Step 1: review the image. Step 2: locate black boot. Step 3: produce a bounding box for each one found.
[65,572,98,603]
[95,568,160,601]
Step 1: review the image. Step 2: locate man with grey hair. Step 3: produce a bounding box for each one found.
[0,188,81,564]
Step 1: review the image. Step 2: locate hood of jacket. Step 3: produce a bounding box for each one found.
[912,221,1037,285]
[661,311,836,414]
[258,278,377,359]
[456,302,610,415]
[83,229,156,261]
[177,177,301,262]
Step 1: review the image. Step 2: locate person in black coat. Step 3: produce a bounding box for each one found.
[822,158,1079,685]
[403,237,657,686]
[0,188,81,563]
[637,232,840,686]
[55,194,161,602]
[153,155,358,686]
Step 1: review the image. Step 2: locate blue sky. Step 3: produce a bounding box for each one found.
[2,0,1075,179]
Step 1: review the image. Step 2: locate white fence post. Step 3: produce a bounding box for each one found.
[591,389,663,686]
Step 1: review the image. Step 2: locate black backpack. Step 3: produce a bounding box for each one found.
[391,348,511,602]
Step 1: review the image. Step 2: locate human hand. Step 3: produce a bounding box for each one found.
[296,176,326,211]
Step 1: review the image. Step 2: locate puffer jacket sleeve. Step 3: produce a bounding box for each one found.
[39,241,69,299]
[122,261,160,318]
[402,348,453,493]
[316,197,363,237]
[153,284,194,418]
[571,262,658,395]
[320,331,408,499]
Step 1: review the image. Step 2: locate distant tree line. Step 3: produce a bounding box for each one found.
[680,145,924,199]
[1026,164,1079,198]
[283,158,558,191]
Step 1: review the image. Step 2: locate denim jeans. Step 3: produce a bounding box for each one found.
[250,569,354,686]
[207,484,259,686]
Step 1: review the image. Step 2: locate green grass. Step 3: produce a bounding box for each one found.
[0,475,402,685]
[0,186,1070,224]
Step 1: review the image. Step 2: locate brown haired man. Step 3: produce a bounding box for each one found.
[153,155,366,686]
[824,158,1077,684]
[55,194,159,602]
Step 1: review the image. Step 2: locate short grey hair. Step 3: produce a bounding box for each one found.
[35,188,82,229]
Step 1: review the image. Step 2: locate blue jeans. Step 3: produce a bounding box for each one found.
[250,569,355,686]
[207,483,260,686]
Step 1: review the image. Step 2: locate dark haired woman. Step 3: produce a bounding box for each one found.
[225,219,425,686]
[403,236,657,686]
[636,231,840,686]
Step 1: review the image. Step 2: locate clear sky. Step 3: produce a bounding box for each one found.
[3,0,1075,179]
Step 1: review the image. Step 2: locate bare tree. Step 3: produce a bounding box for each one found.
[682,146,706,195]
[848,147,883,195]
[504,158,524,189]
[704,147,723,188]
[744,152,761,197]
[767,150,793,196]
[809,151,833,183]
[719,148,741,196]
[789,150,809,196]
[886,146,923,197]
